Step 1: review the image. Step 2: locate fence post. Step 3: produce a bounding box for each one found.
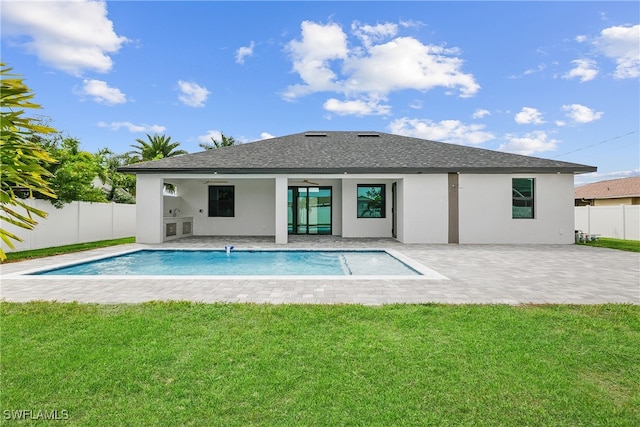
[586,205,591,234]
[27,198,36,250]
[77,202,81,243]
[111,202,115,239]
[622,204,626,240]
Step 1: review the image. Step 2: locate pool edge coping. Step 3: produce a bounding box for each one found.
[4,247,450,281]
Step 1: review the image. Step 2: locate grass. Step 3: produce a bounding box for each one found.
[1,302,638,426]
[578,237,640,253]
[1,237,135,263]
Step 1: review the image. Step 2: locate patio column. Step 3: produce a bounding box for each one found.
[135,174,164,244]
[274,176,288,244]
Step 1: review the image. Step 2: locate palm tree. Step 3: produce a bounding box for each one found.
[199,132,236,150]
[0,63,58,260]
[96,148,136,202]
[129,134,187,162]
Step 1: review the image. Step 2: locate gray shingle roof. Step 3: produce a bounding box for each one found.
[118,131,596,174]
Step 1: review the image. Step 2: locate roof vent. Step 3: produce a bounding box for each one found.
[357,132,380,137]
[305,132,327,137]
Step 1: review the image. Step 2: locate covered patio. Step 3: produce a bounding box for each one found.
[145,174,407,245]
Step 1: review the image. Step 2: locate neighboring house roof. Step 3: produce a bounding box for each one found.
[119,131,596,174]
[574,176,640,199]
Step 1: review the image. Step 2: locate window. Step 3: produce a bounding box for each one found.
[357,184,385,218]
[208,186,234,217]
[512,178,534,219]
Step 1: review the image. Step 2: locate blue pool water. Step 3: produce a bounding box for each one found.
[32,250,421,276]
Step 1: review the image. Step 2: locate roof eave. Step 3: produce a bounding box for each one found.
[118,166,598,175]
[575,194,640,199]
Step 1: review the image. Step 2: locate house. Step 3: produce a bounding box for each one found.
[574,176,640,206]
[119,131,596,244]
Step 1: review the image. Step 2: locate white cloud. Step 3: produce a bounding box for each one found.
[344,37,479,97]
[399,19,425,30]
[472,109,490,119]
[97,121,165,133]
[283,21,348,100]
[524,64,547,76]
[409,100,423,110]
[499,131,559,155]
[260,132,275,140]
[514,107,545,125]
[197,129,222,143]
[236,41,255,64]
[563,59,598,82]
[351,21,398,48]
[77,79,126,105]
[508,64,546,79]
[283,20,479,115]
[389,118,495,145]
[1,0,128,76]
[177,80,210,107]
[323,98,391,116]
[593,24,640,79]
[198,129,258,144]
[562,104,603,123]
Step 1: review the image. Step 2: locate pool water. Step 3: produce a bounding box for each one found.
[32,250,422,276]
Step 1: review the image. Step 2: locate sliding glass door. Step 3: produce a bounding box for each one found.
[288,186,332,235]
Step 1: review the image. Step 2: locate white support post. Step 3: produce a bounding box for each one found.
[274,176,288,244]
[135,175,164,244]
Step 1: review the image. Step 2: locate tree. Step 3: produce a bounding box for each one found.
[199,132,236,150]
[39,137,109,207]
[129,133,187,162]
[0,63,58,260]
[96,148,136,203]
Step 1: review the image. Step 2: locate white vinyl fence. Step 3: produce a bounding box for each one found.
[1,200,136,253]
[575,205,640,241]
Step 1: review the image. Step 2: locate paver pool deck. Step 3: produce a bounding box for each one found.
[1,236,638,305]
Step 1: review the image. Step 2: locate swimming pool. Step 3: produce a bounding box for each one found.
[30,249,425,277]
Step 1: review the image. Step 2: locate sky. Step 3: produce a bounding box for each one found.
[1,0,639,186]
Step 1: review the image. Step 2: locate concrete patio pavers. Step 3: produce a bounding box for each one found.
[1,236,638,305]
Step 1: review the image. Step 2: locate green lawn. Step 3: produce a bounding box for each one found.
[1,237,135,263]
[1,302,638,426]
[578,237,640,253]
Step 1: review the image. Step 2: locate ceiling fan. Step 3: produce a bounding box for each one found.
[202,179,229,184]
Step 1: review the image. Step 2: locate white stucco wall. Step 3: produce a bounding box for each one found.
[177,178,276,236]
[341,179,393,238]
[458,173,575,244]
[398,175,449,244]
[274,177,288,244]
[163,195,182,217]
[136,174,164,244]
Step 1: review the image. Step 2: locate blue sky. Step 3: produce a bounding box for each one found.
[1,1,638,185]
